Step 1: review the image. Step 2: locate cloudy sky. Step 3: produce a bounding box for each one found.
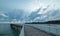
[0,0,60,12]
[0,0,60,22]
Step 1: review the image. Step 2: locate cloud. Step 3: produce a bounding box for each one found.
[38,5,50,14]
[33,15,48,22]
[0,9,8,17]
[0,13,8,17]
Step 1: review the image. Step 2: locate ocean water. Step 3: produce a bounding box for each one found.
[0,23,60,36]
[0,23,14,36]
[0,23,23,36]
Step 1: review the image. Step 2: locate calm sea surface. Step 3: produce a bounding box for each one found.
[0,23,60,36]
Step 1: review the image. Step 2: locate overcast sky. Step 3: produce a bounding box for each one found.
[0,0,60,11]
